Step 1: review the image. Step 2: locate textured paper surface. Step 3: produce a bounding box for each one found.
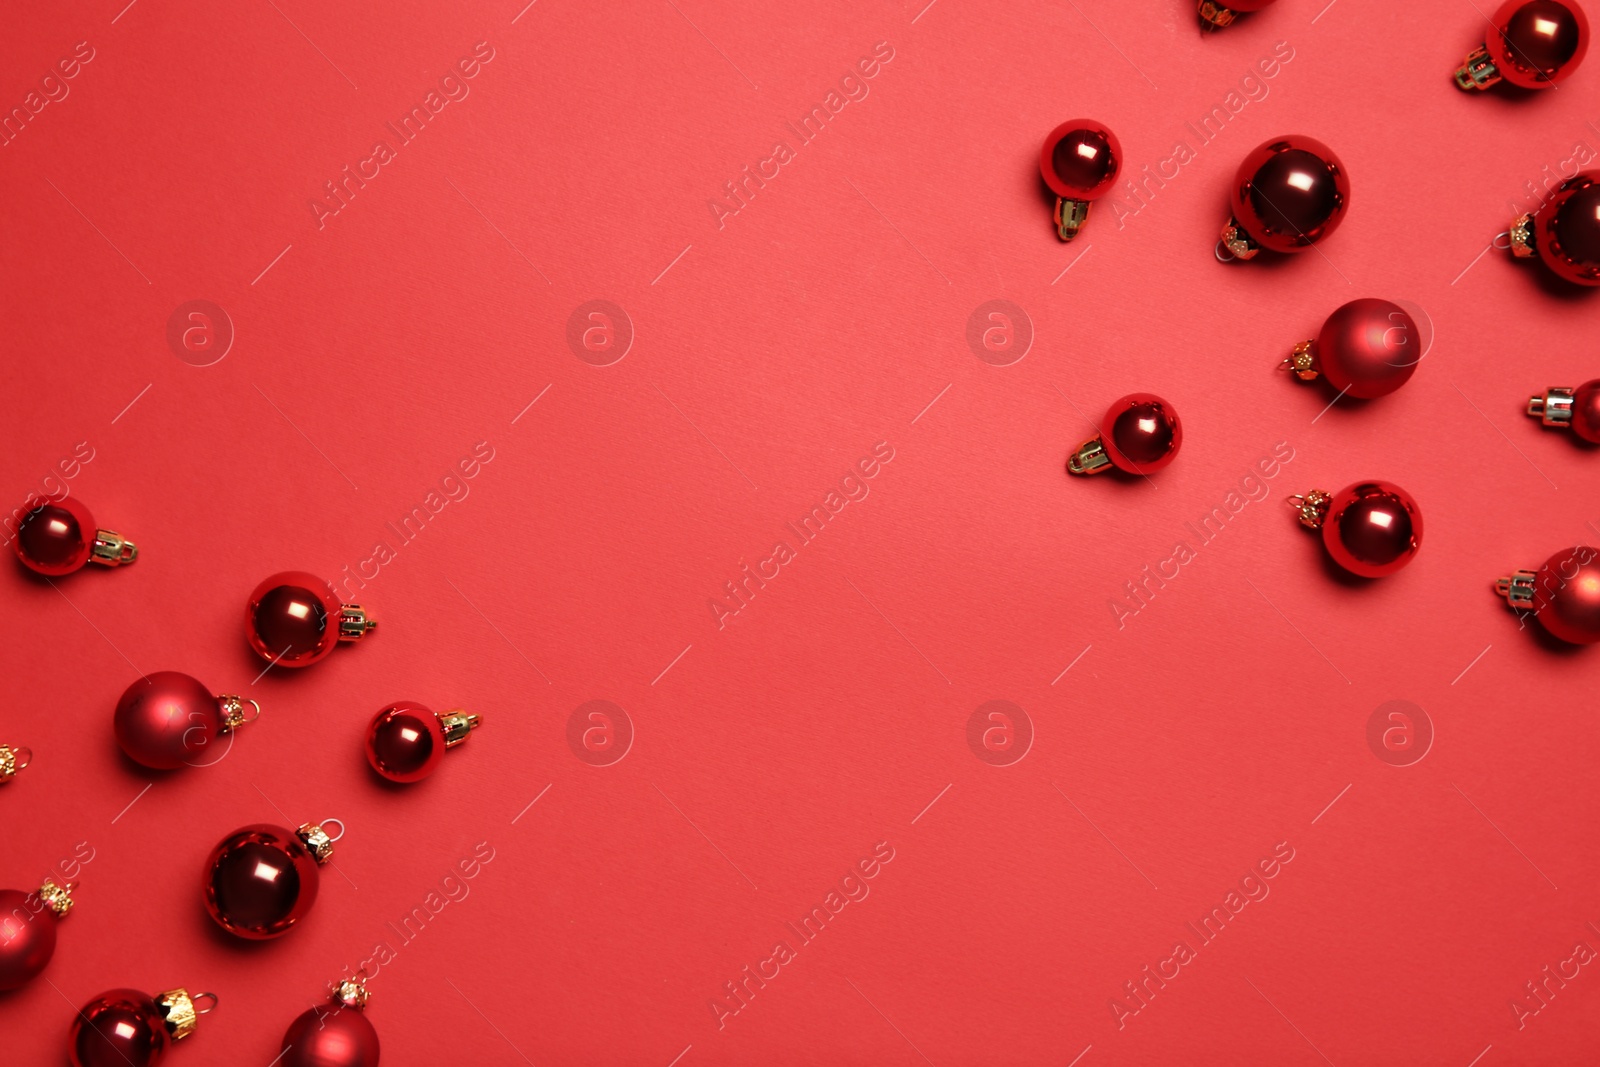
[2,1,1599,1063]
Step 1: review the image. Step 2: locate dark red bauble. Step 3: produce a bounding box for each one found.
[1487,0,1589,87]
[68,987,211,1067]
[1528,379,1600,442]
[364,703,481,784]
[246,572,375,669]
[247,572,343,667]
[365,703,443,783]
[1573,381,1600,442]
[1295,299,1421,399]
[1101,393,1183,474]
[202,824,321,939]
[1323,482,1423,578]
[114,672,253,771]
[11,496,135,576]
[1523,173,1600,286]
[1504,547,1600,645]
[280,1005,382,1067]
[1226,136,1350,255]
[0,889,59,991]
[12,496,92,575]
[69,989,171,1067]
[1040,120,1121,200]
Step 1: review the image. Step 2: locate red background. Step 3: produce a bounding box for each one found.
[3,0,1600,1063]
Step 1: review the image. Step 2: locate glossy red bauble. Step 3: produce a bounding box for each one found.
[69,987,213,1067]
[1512,171,1600,286]
[1040,119,1121,240]
[202,822,337,939]
[1528,379,1600,442]
[281,1008,382,1067]
[1222,135,1350,258]
[11,496,136,576]
[1069,393,1183,477]
[365,702,482,784]
[1291,482,1423,578]
[114,672,258,771]
[1456,0,1589,89]
[246,571,375,668]
[0,880,72,991]
[1284,299,1422,399]
[1498,546,1600,644]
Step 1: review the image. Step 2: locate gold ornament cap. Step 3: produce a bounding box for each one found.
[1509,213,1536,258]
[1198,0,1239,29]
[0,745,31,783]
[333,974,372,1010]
[37,878,75,917]
[1288,490,1332,530]
[438,710,483,749]
[1495,569,1539,610]
[217,696,261,732]
[296,820,342,864]
[339,604,377,641]
[157,988,218,1041]
[1283,341,1320,382]
[89,528,138,567]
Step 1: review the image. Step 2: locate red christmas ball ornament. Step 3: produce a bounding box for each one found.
[1198,0,1277,32]
[1510,171,1600,286]
[1527,379,1600,442]
[365,702,482,784]
[68,987,216,1067]
[114,672,260,771]
[11,496,136,576]
[246,571,376,668]
[1039,119,1122,241]
[202,819,344,939]
[0,878,73,991]
[278,974,382,1067]
[1282,299,1423,399]
[0,743,32,785]
[1497,545,1600,644]
[1067,393,1183,477]
[1288,482,1423,578]
[1456,0,1589,90]
[1221,135,1350,259]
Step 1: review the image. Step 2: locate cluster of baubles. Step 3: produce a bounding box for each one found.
[8,520,488,1063]
[1042,0,1597,645]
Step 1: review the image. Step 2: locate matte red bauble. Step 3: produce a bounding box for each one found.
[1497,545,1600,644]
[68,987,216,1067]
[1222,135,1350,258]
[1456,0,1589,89]
[202,821,341,939]
[0,879,73,991]
[365,702,482,784]
[246,571,375,668]
[1068,393,1183,477]
[1528,380,1600,442]
[1198,0,1277,32]
[0,743,32,785]
[114,672,259,771]
[1039,119,1122,240]
[1283,299,1422,399]
[278,976,381,1067]
[1511,171,1600,286]
[1289,482,1423,578]
[11,496,136,576]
